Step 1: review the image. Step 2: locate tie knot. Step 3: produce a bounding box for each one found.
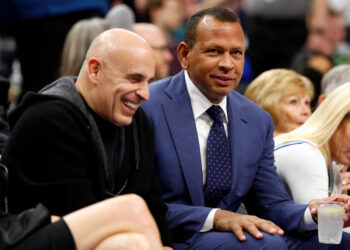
[206,105,223,123]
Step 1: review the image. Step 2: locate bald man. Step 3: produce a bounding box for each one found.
[133,23,173,81]
[1,29,173,248]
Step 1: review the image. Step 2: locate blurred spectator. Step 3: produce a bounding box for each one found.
[105,3,135,30]
[328,0,350,43]
[133,23,173,81]
[145,0,183,34]
[245,69,314,136]
[60,18,112,77]
[0,36,16,80]
[145,0,185,75]
[0,77,10,155]
[243,0,329,78]
[319,64,350,103]
[183,0,242,19]
[290,50,334,108]
[5,0,109,100]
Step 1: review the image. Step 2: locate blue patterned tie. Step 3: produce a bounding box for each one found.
[204,105,232,207]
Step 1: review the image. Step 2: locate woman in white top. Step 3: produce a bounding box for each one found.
[274,82,350,204]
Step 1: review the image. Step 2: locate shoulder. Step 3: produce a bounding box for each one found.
[147,71,186,103]
[149,76,174,93]
[231,91,271,117]
[274,141,326,173]
[229,90,274,128]
[275,141,322,159]
[10,95,87,131]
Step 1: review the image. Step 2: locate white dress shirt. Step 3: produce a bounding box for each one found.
[185,71,226,232]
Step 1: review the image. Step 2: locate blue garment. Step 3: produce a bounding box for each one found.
[142,70,308,249]
[204,105,232,208]
[8,0,109,22]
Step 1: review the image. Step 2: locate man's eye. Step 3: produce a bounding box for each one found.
[207,49,218,53]
[232,50,242,56]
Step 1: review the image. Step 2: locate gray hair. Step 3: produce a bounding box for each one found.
[105,4,135,30]
[321,64,350,95]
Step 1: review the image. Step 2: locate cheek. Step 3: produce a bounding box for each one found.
[277,109,299,131]
[235,60,245,74]
[281,107,299,122]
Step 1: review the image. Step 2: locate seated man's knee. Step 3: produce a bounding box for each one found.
[192,231,288,250]
[260,233,288,250]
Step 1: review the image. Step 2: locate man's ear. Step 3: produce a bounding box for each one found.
[87,57,101,84]
[177,42,190,69]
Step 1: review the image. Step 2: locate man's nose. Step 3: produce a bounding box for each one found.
[218,53,234,71]
[137,82,150,101]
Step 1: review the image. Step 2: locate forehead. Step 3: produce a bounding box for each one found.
[108,46,155,77]
[194,16,244,47]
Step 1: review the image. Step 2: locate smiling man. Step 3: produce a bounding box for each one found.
[1,28,173,248]
[142,8,350,249]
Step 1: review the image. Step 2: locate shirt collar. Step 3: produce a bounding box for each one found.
[185,70,228,122]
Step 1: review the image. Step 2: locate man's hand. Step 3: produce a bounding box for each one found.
[213,210,284,241]
[309,195,350,227]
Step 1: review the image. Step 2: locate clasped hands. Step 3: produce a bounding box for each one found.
[213,210,284,241]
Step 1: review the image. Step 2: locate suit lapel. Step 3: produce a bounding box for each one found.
[162,72,204,205]
[222,92,249,206]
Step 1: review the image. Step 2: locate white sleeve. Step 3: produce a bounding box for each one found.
[200,208,220,232]
[274,143,329,204]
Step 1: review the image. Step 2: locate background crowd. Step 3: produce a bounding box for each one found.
[1,0,350,249]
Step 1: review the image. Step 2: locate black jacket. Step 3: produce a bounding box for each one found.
[1,77,173,246]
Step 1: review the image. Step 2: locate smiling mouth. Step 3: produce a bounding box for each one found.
[123,101,137,110]
[211,75,235,81]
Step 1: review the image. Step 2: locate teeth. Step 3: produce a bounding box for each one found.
[124,101,136,110]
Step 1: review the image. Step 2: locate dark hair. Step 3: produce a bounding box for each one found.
[185,7,240,48]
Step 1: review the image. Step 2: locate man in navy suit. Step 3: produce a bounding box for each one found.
[142,7,350,249]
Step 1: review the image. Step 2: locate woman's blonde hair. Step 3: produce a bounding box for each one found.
[275,81,350,166]
[244,69,314,127]
[60,18,112,77]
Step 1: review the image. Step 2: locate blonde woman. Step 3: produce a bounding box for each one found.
[245,69,314,136]
[274,82,350,205]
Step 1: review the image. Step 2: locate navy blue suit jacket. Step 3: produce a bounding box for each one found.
[142,71,308,247]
